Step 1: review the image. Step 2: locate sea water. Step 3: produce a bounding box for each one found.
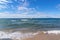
[0,18,60,30]
[0,18,60,40]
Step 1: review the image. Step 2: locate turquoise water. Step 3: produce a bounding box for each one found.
[0,18,60,30]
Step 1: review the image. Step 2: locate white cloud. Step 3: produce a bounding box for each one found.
[0,0,8,2]
[17,0,37,15]
[0,0,13,9]
[0,0,29,11]
[0,0,13,4]
[0,0,8,4]
[18,6,28,10]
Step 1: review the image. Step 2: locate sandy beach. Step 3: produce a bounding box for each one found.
[0,30,60,40]
[24,31,60,40]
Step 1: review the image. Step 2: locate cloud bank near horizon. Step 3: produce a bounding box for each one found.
[0,12,60,18]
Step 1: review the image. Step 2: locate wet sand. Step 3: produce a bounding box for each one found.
[24,31,60,40]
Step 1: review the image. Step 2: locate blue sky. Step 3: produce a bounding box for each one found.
[0,0,60,18]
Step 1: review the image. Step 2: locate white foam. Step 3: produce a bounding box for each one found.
[0,31,38,40]
[21,19,28,21]
[33,32,39,35]
[44,30,60,34]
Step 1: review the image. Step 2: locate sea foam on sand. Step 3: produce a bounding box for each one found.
[44,30,60,34]
[0,31,38,40]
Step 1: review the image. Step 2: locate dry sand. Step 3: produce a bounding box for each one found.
[23,31,60,40]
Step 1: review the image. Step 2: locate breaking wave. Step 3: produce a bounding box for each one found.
[44,30,60,34]
[0,31,38,40]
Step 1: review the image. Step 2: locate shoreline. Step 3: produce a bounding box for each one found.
[0,30,39,40]
[24,30,60,40]
[0,29,60,40]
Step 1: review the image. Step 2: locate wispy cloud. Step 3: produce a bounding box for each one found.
[0,5,7,9]
[0,0,59,18]
[0,11,59,18]
[0,0,9,4]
